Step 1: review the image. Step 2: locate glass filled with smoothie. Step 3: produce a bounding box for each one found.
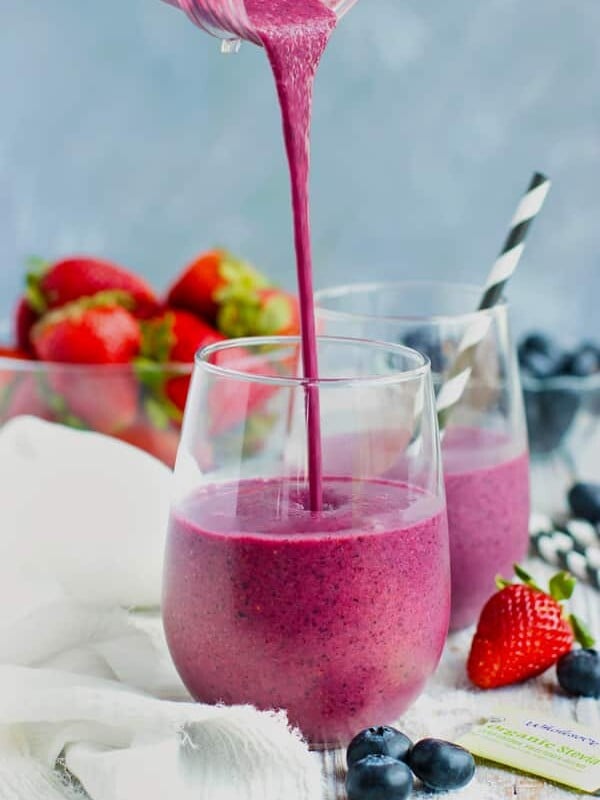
[315,282,530,631]
[163,335,450,746]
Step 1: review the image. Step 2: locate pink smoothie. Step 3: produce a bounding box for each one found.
[442,428,530,630]
[163,477,450,745]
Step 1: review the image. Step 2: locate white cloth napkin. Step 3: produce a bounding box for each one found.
[0,417,322,800]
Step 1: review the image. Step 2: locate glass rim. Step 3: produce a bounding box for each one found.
[196,334,431,387]
[521,370,600,390]
[315,280,508,326]
[0,357,193,374]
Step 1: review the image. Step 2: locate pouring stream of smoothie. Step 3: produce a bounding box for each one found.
[243,0,337,510]
[164,0,341,508]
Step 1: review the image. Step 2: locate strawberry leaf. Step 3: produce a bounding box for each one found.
[26,256,50,274]
[217,254,270,294]
[25,274,48,315]
[145,396,171,430]
[144,394,182,429]
[256,293,292,335]
[513,563,542,591]
[569,614,596,649]
[495,576,512,590]
[549,571,576,602]
[36,375,87,428]
[140,315,175,362]
[82,290,136,311]
[134,357,167,392]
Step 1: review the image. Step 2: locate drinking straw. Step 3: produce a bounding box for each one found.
[530,518,600,592]
[436,172,552,430]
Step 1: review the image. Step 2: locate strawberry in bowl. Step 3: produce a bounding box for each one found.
[1,250,299,468]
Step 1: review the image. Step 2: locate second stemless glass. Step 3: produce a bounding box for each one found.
[163,336,449,747]
[316,283,530,631]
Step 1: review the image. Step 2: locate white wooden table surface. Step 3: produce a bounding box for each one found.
[317,559,600,799]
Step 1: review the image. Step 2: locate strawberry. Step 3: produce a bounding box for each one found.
[166,249,269,324]
[0,347,32,411]
[2,375,57,423]
[47,367,139,435]
[143,309,225,364]
[217,287,300,338]
[208,346,280,436]
[14,298,39,355]
[115,421,180,468]
[24,255,159,318]
[32,297,142,364]
[467,565,595,689]
[139,309,225,419]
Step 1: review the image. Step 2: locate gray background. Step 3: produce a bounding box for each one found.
[1,0,598,342]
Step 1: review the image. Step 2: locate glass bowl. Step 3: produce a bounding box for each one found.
[522,370,600,517]
[0,354,190,468]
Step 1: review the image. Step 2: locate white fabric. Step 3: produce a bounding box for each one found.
[0,418,322,800]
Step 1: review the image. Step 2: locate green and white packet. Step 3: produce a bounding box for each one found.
[458,706,600,795]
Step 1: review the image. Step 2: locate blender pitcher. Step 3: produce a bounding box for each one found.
[161,0,358,50]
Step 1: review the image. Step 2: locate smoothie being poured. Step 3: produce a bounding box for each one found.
[164,0,339,509]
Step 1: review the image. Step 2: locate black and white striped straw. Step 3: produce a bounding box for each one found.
[436,172,552,430]
[479,172,552,310]
[530,513,600,591]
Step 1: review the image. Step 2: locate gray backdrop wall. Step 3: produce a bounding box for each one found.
[1,0,599,341]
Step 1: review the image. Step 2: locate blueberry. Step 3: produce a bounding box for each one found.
[523,387,579,454]
[347,726,413,767]
[518,332,565,379]
[564,343,600,378]
[557,649,600,698]
[408,738,475,791]
[346,755,413,800]
[568,482,600,524]
[403,328,445,374]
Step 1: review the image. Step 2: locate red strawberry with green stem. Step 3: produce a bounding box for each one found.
[166,249,269,324]
[20,255,160,321]
[29,297,142,432]
[137,309,225,425]
[467,564,595,689]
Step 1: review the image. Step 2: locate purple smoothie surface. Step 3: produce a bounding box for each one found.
[163,476,450,745]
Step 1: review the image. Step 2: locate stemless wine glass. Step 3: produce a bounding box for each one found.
[315,283,530,631]
[163,336,449,747]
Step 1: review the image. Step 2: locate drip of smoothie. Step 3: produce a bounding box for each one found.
[243,0,338,511]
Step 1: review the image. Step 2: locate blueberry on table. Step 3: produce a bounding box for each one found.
[564,343,600,378]
[408,738,475,791]
[347,726,413,767]
[523,387,579,454]
[557,649,600,698]
[518,332,565,379]
[346,754,413,800]
[568,482,600,524]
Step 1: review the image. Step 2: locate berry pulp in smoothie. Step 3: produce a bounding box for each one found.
[442,427,530,630]
[163,477,450,745]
